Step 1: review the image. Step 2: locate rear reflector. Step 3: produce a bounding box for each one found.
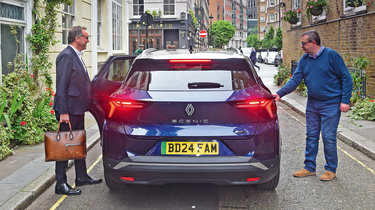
[246,177,260,182]
[235,99,276,119]
[108,98,145,118]
[120,177,135,182]
[169,59,212,63]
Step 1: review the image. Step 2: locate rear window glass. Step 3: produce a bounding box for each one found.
[123,70,255,91]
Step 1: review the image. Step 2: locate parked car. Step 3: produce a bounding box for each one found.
[264,51,278,65]
[257,53,264,63]
[90,49,281,191]
[274,52,283,66]
[260,51,268,63]
[241,47,252,58]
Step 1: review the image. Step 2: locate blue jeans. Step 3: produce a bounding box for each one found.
[304,99,341,173]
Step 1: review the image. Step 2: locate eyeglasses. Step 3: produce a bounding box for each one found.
[81,35,89,41]
[301,41,311,46]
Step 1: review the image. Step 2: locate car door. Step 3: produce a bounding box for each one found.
[90,55,136,134]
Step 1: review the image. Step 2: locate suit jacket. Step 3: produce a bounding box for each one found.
[53,46,91,115]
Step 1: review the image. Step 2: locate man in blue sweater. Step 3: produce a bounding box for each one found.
[273,30,353,181]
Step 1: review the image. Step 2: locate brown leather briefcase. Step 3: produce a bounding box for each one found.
[44,122,87,161]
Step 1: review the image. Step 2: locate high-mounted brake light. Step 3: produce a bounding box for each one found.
[169,59,212,63]
[235,99,276,119]
[108,98,145,118]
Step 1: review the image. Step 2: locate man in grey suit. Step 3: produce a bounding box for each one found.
[53,26,102,196]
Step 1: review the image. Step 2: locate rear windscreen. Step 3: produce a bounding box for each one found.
[123,69,256,91]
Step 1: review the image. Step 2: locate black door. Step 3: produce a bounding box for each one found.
[90,56,136,135]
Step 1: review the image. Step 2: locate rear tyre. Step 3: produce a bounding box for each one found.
[255,167,280,191]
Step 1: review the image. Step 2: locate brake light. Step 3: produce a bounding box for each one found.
[120,176,135,182]
[246,177,260,182]
[169,59,212,64]
[235,99,276,119]
[108,98,145,118]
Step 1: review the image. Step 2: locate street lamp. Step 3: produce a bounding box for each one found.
[140,12,153,49]
[208,15,214,48]
[278,1,286,29]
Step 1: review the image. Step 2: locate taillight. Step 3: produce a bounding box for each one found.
[235,99,276,119]
[108,98,145,118]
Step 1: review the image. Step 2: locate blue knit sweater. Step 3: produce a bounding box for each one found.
[277,47,353,104]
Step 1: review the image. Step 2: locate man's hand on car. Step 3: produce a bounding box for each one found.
[273,94,280,101]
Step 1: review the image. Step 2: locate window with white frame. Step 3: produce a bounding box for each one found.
[269,0,275,7]
[0,2,26,76]
[133,0,144,16]
[112,0,122,50]
[268,13,276,22]
[292,0,301,24]
[260,6,265,12]
[260,16,265,22]
[62,2,74,44]
[164,0,175,15]
[97,0,102,46]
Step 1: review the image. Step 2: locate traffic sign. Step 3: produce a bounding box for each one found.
[199,30,207,38]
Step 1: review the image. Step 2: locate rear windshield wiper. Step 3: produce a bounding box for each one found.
[188,82,224,89]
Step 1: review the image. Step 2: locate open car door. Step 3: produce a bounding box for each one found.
[90,55,136,135]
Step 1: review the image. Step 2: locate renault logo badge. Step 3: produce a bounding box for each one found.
[185,104,195,116]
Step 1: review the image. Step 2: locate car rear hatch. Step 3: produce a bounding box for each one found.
[106,58,277,157]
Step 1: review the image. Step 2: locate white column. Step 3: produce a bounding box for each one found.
[108,0,113,55]
[26,0,33,73]
[124,0,129,54]
[91,0,98,76]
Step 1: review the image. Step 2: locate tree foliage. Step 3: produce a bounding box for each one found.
[274,27,283,50]
[211,20,235,48]
[246,34,261,50]
[261,26,275,49]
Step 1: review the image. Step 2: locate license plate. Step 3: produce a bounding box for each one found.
[161,142,219,155]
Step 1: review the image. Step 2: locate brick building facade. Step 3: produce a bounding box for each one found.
[282,0,375,97]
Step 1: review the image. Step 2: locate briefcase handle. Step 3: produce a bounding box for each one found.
[56,122,74,141]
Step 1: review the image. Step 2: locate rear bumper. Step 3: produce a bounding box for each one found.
[103,156,280,185]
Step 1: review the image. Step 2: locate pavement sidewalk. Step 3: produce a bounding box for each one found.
[1,66,375,210]
[0,113,100,210]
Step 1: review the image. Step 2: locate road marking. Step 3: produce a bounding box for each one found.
[50,154,102,210]
[280,104,375,176]
[338,146,375,175]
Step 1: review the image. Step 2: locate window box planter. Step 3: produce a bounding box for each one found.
[309,6,323,16]
[288,16,299,24]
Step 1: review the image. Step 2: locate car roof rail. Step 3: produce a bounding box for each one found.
[142,48,158,55]
[225,47,242,54]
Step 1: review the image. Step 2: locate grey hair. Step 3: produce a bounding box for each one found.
[68,26,87,44]
[302,30,321,46]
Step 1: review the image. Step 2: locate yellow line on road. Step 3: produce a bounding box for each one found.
[50,154,103,210]
[338,146,375,176]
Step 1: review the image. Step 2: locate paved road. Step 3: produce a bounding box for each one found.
[27,64,375,210]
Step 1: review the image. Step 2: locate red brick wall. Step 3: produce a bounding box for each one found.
[282,1,375,97]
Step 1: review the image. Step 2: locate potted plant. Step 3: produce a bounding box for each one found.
[346,0,363,7]
[283,9,300,24]
[306,0,327,16]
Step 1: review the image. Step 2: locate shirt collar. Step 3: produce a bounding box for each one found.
[69,45,82,57]
[308,46,325,59]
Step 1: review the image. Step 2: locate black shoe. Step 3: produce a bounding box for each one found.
[55,182,81,195]
[75,176,103,187]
